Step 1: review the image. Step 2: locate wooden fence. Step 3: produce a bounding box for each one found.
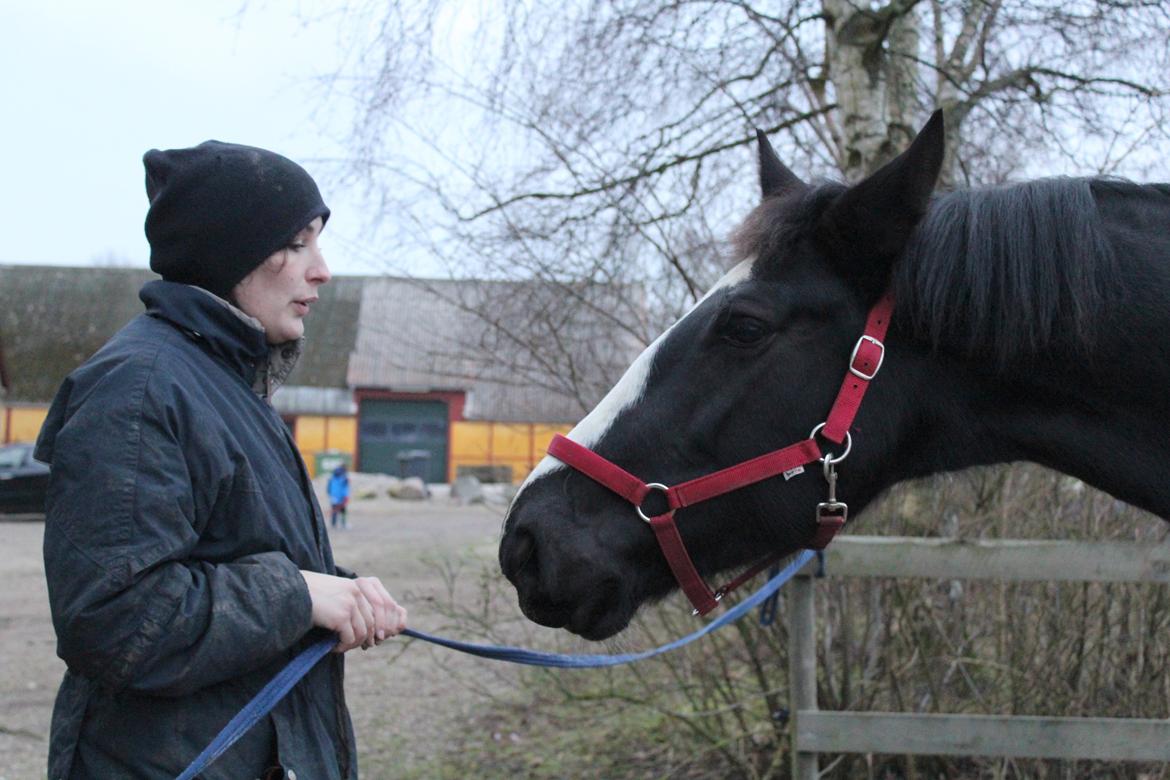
[787,536,1170,778]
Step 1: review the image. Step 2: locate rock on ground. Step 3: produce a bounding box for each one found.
[451,475,485,505]
[390,476,429,500]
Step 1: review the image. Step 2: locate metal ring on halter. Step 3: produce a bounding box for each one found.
[809,422,852,465]
[636,483,675,523]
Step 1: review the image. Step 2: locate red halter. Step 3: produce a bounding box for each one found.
[547,292,893,615]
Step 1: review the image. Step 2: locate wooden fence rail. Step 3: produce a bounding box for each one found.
[787,536,1170,778]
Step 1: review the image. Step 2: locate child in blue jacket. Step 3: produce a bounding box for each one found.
[328,464,351,529]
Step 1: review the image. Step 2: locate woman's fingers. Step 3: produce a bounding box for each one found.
[357,590,376,649]
[374,579,398,639]
[394,604,408,634]
[341,600,365,653]
[300,570,407,652]
[336,620,356,653]
[375,579,407,634]
[354,578,385,643]
[356,577,407,642]
[374,583,391,641]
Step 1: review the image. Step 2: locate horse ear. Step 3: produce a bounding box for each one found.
[756,129,805,200]
[817,110,945,289]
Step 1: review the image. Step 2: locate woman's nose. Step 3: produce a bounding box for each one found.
[310,252,331,284]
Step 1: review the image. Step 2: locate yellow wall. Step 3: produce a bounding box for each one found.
[292,414,571,482]
[294,415,359,477]
[450,421,573,483]
[0,406,360,476]
[325,416,357,453]
[296,416,327,456]
[3,404,564,484]
[3,405,49,444]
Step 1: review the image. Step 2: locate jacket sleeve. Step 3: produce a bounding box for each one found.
[40,363,314,697]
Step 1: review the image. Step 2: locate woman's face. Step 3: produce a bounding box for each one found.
[232,217,330,344]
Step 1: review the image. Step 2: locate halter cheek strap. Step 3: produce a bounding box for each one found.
[547,292,894,616]
[823,293,893,443]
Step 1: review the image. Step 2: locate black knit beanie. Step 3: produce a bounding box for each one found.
[143,141,330,298]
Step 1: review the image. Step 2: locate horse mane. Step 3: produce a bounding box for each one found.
[894,178,1122,367]
[733,177,1125,367]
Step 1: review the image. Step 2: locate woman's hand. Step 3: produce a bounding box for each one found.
[299,571,408,653]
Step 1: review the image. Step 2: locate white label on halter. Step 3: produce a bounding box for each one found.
[783,466,805,481]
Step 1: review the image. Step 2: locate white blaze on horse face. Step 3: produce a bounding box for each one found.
[517,258,756,494]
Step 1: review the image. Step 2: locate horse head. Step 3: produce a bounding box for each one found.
[499,114,949,639]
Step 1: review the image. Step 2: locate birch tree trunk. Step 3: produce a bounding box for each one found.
[824,0,925,181]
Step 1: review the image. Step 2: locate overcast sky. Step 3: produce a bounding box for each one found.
[2,1,393,275]
[8,2,1163,281]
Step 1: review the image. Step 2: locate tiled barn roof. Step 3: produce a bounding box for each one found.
[0,266,642,422]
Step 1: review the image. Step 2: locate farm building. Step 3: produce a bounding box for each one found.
[0,265,640,481]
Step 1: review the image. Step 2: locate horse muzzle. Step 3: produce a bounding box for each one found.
[500,484,638,640]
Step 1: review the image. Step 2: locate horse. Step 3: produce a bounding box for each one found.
[498,111,1170,641]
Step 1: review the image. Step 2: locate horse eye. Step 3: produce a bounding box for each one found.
[722,315,770,347]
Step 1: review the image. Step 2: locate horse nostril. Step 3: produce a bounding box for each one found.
[501,525,537,580]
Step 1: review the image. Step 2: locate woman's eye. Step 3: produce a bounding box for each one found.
[722,315,770,346]
[288,241,306,252]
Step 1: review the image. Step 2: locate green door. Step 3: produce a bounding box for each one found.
[358,400,449,482]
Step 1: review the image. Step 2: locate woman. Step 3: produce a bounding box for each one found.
[36,141,406,779]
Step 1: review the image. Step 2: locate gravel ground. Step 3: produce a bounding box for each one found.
[0,484,528,780]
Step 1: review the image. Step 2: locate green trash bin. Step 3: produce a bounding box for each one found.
[314,450,353,476]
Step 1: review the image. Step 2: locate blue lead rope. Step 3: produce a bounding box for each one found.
[176,549,815,780]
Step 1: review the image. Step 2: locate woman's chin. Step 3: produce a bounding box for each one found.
[266,323,304,345]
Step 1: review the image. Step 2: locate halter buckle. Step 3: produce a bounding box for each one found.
[849,335,885,381]
[636,483,675,523]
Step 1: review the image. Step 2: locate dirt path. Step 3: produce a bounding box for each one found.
[0,520,61,780]
[0,489,524,779]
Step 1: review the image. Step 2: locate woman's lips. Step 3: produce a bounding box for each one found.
[292,297,317,315]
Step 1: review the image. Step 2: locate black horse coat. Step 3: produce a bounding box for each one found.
[36,281,356,780]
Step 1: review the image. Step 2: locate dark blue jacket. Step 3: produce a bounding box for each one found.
[36,281,357,779]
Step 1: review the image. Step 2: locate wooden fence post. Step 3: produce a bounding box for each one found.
[788,572,818,780]
[785,537,1170,768]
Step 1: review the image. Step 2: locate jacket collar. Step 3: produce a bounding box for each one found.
[139,280,301,395]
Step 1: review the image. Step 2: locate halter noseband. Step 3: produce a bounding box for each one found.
[547,292,893,615]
